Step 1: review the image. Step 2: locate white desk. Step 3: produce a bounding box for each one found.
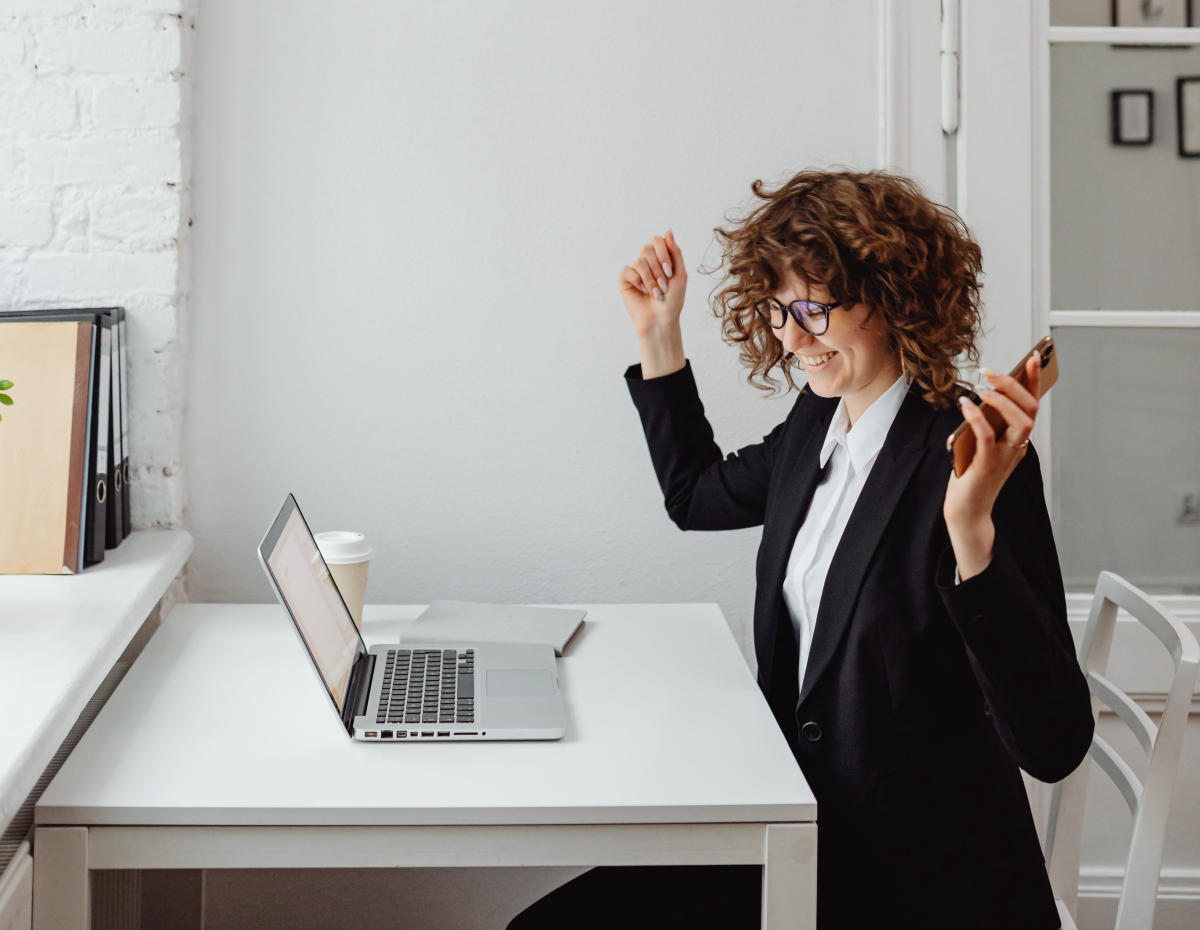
[34,602,817,929]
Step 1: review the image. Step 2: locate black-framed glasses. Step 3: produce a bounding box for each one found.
[755,298,841,336]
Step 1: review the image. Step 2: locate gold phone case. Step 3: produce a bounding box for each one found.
[948,335,1059,477]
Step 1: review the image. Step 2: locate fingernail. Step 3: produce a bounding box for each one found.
[981,367,997,378]
[639,284,648,295]
[663,262,673,278]
[959,396,971,407]
[653,288,664,301]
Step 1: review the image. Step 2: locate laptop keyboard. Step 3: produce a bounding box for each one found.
[376,648,474,726]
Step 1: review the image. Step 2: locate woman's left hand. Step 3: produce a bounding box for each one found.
[943,355,1041,580]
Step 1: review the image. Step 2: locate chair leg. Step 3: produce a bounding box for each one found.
[1056,897,1078,930]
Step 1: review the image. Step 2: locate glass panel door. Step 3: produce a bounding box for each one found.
[1047,7,1200,595]
[1050,327,1200,594]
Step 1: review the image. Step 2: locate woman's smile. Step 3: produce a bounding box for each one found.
[799,349,838,369]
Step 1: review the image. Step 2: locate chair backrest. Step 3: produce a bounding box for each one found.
[1045,571,1199,930]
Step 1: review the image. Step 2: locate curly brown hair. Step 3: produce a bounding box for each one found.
[709,169,983,407]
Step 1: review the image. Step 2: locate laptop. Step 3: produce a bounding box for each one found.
[258,494,566,742]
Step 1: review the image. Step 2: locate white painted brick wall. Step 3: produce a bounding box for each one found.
[0,199,52,245]
[0,0,193,535]
[0,0,83,17]
[0,32,24,68]
[92,83,179,128]
[39,26,180,74]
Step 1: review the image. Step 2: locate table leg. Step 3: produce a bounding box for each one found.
[761,823,817,930]
[33,827,89,930]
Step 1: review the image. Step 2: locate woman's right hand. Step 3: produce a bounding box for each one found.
[618,229,687,336]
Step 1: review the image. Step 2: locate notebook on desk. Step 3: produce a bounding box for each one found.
[258,494,565,742]
[404,601,586,656]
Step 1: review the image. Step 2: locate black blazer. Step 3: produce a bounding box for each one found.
[626,362,1094,930]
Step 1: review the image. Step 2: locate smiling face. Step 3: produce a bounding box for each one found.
[772,272,903,426]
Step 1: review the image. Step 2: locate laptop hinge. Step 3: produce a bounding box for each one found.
[342,651,376,733]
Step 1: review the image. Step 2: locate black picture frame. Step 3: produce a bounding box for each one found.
[1111,89,1155,145]
[1177,76,1200,157]
[1111,0,1193,27]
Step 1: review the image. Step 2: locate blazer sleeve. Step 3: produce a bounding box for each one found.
[625,361,789,531]
[936,444,1095,783]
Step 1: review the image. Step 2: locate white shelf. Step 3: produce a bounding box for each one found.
[1049,26,1200,46]
[0,530,192,839]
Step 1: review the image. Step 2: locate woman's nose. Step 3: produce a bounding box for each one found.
[779,316,815,354]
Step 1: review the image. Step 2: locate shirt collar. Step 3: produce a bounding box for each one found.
[819,373,912,472]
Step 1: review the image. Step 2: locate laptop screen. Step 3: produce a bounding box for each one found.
[259,495,365,715]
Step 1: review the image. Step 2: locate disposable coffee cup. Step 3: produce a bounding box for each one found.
[314,531,373,630]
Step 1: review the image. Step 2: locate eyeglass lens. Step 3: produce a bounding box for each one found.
[762,301,830,334]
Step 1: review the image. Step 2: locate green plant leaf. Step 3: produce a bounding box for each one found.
[0,394,12,405]
[0,380,11,390]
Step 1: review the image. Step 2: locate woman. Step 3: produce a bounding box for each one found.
[509,169,1093,929]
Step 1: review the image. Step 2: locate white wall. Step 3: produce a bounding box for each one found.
[1050,0,1111,27]
[187,0,879,663]
[188,2,879,926]
[0,0,193,533]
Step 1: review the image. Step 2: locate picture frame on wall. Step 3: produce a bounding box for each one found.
[1112,0,1192,27]
[1112,90,1154,144]
[1177,77,1200,156]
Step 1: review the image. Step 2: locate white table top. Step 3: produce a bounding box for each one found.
[37,602,816,827]
[0,530,193,836]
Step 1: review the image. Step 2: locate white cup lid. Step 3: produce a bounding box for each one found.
[314,531,373,564]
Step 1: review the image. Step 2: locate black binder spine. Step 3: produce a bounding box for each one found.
[74,325,97,573]
[105,308,126,547]
[84,319,111,565]
[117,309,131,538]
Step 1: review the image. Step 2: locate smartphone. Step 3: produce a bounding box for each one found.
[947,335,1058,477]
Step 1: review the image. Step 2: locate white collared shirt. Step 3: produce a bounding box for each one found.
[782,374,912,693]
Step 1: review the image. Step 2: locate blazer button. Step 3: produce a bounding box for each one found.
[801,721,822,742]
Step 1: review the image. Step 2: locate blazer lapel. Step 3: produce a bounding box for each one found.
[796,387,939,708]
[754,397,833,697]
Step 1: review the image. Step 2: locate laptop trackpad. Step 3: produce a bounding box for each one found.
[486,669,556,698]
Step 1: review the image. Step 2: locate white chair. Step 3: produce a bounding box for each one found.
[1044,571,1199,930]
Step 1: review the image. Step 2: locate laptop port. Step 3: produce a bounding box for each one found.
[381,730,393,739]
[421,731,433,737]
[365,731,378,738]
[396,731,407,738]
[437,731,449,737]
[453,732,478,736]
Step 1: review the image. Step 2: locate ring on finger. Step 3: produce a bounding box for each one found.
[1005,438,1030,449]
